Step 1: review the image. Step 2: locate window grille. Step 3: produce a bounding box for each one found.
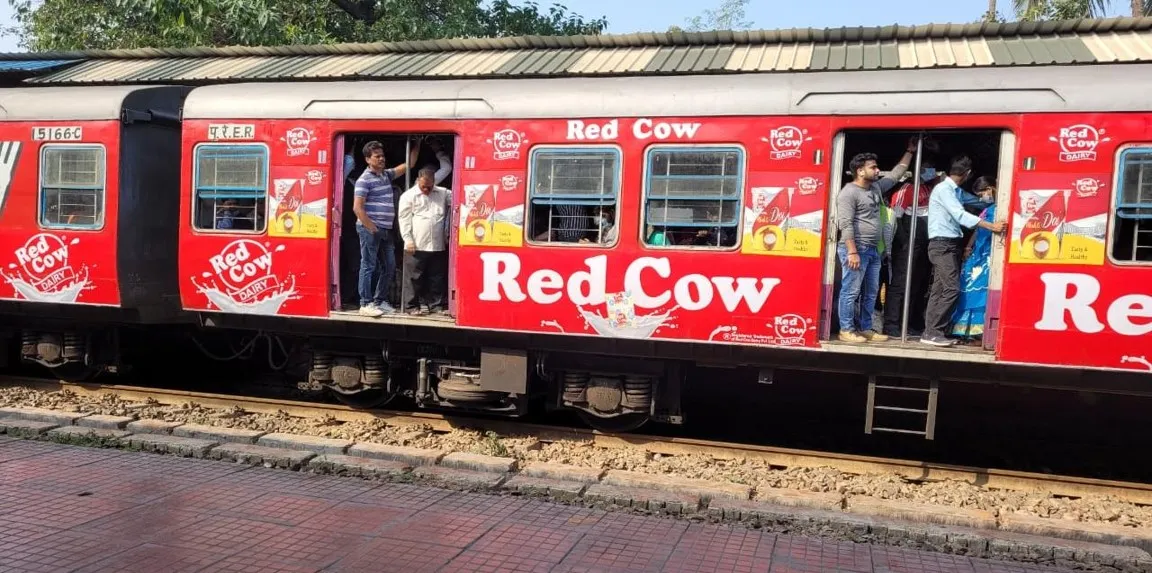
[527,147,620,245]
[193,144,268,233]
[1113,148,1152,263]
[40,145,105,229]
[644,147,743,249]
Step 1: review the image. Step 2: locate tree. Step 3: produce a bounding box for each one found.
[6,0,609,51]
[1010,0,1150,19]
[671,0,753,33]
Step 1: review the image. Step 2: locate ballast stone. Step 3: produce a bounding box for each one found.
[602,469,751,501]
[0,407,87,426]
[76,414,134,430]
[126,419,182,434]
[126,434,216,458]
[173,423,264,444]
[257,433,352,455]
[520,462,604,484]
[440,452,517,473]
[346,443,444,466]
[208,442,315,469]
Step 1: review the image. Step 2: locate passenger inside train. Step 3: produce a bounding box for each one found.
[831,130,1003,350]
[337,133,454,320]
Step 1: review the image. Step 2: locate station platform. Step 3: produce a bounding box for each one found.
[0,437,1079,573]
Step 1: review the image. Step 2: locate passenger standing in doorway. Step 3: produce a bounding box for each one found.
[835,139,917,343]
[922,157,1005,346]
[882,162,940,337]
[399,165,452,315]
[353,141,417,317]
[951,177,999,341]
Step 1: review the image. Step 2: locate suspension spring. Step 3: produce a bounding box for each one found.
[363,355,386,386]
[20,331,36,357]
[622,375,653,410]
[310,352,332,383]
[62,333,85,360]
[562,371,589,403]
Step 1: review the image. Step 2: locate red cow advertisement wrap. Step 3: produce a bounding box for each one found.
[0,122,120,307]
[175,111,1152,375]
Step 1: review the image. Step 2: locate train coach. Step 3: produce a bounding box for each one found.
[0,85,192,380]
[7,19,1152,434]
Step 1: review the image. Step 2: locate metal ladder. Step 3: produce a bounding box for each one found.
[864,376,938,440]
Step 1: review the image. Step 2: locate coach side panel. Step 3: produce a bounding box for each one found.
[0,122,121,308]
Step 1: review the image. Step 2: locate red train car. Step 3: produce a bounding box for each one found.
[174,61,1152,431]
[0,85,192,379]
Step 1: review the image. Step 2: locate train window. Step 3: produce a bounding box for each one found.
[193,144,268,233]
[642,146,743,249]
[1113,148,1152,263]
[526,146,620,246]
[39,144,106,230]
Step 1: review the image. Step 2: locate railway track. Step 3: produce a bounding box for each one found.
[3,374,1152,505]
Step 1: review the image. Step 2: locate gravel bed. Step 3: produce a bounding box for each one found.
[2,386,1150,529]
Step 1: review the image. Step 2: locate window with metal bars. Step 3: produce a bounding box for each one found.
[193,144,268,233]
[643,146,743,249]
[527,147,619,246]
[1113,148,1152,263]
[39,145,105,230]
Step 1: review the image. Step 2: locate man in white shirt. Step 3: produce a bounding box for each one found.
[398,165,452,315]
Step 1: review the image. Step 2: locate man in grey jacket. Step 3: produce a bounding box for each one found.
[836,139,917,343]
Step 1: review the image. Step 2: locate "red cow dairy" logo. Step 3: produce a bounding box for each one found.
[282,127,317,158]
[2,233,91,303]
[488,129,526,161]
[1051,125,1110,163]
[762,126,811,160]
[193,239,297,315]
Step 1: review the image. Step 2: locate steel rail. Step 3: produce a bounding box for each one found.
[5,375,1152,504]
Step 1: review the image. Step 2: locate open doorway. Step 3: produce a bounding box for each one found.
[824,129,1008,351]
[332,132,457,322]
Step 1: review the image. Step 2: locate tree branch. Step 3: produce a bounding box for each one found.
[329,0,380,24]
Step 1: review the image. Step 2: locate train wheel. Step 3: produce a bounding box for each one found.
[577,411,649,433]
[48,363,100,383]
[329,387,396,409]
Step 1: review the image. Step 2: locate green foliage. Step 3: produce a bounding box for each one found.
[7,0,609,51]
[1011,0,1150,20]
[673,0,753,33]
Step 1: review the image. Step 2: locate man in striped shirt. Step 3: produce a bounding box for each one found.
[353,141,417,317]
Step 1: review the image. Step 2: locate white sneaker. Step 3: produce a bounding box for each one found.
[358,305,383,318]
[376,302,396,314]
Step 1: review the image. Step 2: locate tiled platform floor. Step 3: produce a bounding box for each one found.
[0,438,1079,573]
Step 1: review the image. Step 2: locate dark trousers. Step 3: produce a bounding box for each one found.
[883,216,930,335]
[923,238,962,339]
[403,250,447,311]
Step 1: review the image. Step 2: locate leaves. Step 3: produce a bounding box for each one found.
[6,0,609,51]
[676,0,753,33]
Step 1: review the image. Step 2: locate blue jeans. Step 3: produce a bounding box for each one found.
[357,222,395,307]
[837,244,881,333]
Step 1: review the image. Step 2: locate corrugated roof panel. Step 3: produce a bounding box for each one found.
[1024,36,1057,64]
[932,38,957,66]
[496,50,539,75]
[1098,31,1151,61]
[897,37,918,68]
[236,56,308,79]
[0,59,75,72]
[600,48,632,72]
[174,57,262,80]
[296,54,374,77]
[132,58,213,81]
[427,53,473,76]
[985,38,1013,65]
[676,46,706,72]
[385,53,440,76]
[788,44,815,70]
[542,50,585,74]
[826,43,847,70]
[912,39,937,67]
[1002,37,1036,65]
[66,59,157,83]
[460,51,516,76]
[572,49,613,73]
[970,39,995,65]
[845,42,864,69]
[642,47,674,73]
[808,44,830,70]
[880,41,900,68]
[723,45,753,71]
[618,47,659,72]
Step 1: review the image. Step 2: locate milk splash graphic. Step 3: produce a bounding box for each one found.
[193,239,298,315]
[1120,356,1152,372]
[576,291,679,339]
[2,233,91,303]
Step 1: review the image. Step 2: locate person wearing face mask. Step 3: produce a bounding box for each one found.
[881,162,940,337]
[579,205,617,245]
[921,157,1006,347]
[950,176,998,341]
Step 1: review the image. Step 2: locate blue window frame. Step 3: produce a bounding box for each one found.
[39,144,106,230]
[193,143,268,233]
[643,146,744,249]
[1113,147,1152,263]
[526,146,620,246]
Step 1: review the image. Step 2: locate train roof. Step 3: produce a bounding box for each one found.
[180,63,1152,119]
[9,17,1152,86]
[0,85,176,121]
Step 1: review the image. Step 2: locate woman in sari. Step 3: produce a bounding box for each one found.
[951,176,997,341]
